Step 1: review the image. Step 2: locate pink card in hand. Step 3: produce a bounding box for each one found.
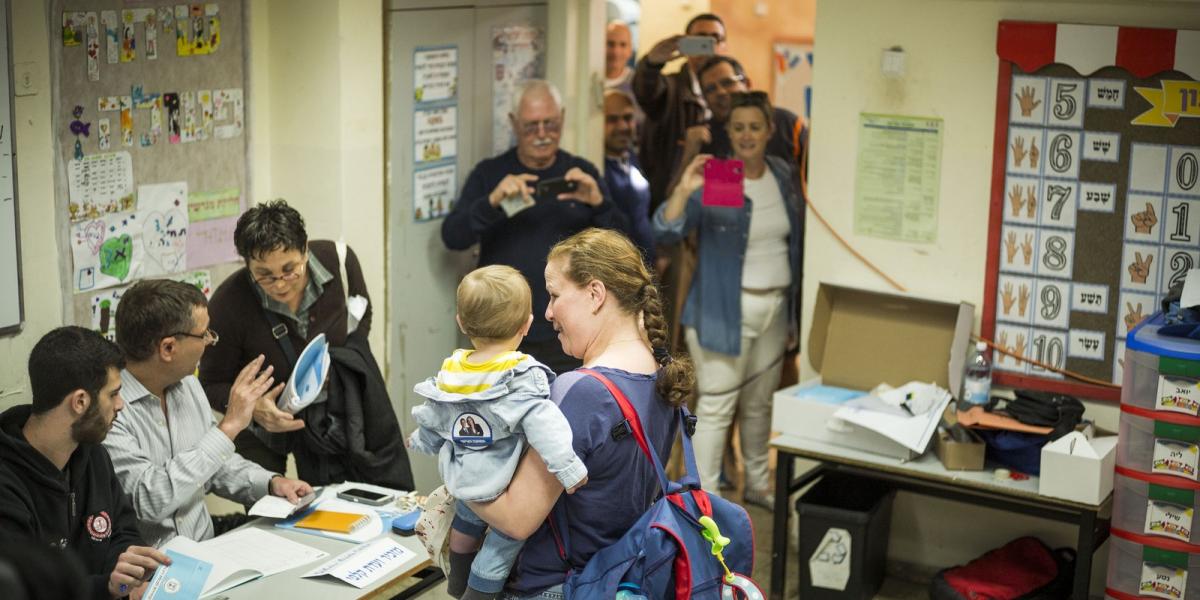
[702,159,745,207]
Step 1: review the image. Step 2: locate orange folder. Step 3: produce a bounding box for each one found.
[292,510,370,534]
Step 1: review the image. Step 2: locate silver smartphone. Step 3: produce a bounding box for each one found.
[336,487,394,506]
[677,36,715,56]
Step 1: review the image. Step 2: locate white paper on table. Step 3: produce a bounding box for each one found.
[303,537,415,589]
[247,490,317,519]
[162,529,327,596]
[833,382,952,453]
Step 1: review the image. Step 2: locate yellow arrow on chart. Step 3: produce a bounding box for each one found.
[1133,80,1200,127]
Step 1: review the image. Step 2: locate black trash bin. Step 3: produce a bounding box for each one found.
[796,473,895,600]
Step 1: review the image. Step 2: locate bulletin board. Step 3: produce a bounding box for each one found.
[982,21,1200,402]
[52,1,247,338]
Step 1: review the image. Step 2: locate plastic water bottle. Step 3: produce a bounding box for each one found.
[615,583,648,600]
[961,341,993,407]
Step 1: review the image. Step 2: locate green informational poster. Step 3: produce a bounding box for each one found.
[853,113,944,243]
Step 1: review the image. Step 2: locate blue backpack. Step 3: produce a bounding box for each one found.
[549,369,764,600]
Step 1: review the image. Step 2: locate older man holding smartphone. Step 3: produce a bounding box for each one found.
[441,79,627,374]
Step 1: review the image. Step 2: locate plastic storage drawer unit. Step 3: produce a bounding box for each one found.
[1118,404,1200,483]
[1125,314,1200,416]
[1107,528,1200,600]
[796,474,895,600]
[1115,468,1200,545]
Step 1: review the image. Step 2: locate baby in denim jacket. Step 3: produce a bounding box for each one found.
[409,265,587,600]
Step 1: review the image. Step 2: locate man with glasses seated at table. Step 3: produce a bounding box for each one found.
[442,79,627,374]
[103,279,312,547]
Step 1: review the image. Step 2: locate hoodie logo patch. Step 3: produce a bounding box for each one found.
[86,511,112,541]
[452,412,493,449]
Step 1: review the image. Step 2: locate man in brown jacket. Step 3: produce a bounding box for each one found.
[633,13,727,212]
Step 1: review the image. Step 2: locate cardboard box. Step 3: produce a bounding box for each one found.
[935,426,986,470]
[1038,432,1118,505]
[772,283,974,460]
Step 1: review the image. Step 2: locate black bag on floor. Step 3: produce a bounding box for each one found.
[929,536,1075,600]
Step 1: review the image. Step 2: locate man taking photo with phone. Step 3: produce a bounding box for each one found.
[442,80,627,373]
[633,12,728,211]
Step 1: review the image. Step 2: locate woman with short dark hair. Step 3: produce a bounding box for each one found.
[199,200,411,489]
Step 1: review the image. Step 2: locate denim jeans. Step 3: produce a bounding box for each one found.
[453,500,525,593]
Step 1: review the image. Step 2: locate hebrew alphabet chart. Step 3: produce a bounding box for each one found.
[984,22,1200,402]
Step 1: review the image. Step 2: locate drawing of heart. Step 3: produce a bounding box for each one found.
[81,220,105,254]
[99,234,133,281]
[143,209,187,273]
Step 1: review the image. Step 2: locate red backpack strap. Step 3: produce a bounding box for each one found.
[578,368,654,462]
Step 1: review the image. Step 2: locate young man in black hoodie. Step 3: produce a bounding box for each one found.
[0,327,170,599]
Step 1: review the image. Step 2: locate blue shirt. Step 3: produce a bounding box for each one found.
[652,155,804,356]
[507,367,677,595]
[604,154,656,263]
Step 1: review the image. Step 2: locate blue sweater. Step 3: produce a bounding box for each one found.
[603,154,656,263]
[442,149,627,345]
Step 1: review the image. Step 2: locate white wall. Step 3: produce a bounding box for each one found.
[0,0,61,410]
[806,0,1200,588]
[637,0,710,68]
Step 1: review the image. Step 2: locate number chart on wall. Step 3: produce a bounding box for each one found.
[983,21,1200,402]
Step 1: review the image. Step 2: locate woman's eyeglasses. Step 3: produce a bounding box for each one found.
[170,328,220,346]
[253,262,306,286]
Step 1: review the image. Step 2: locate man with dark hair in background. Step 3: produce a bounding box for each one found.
[602,89,655,265]
[0,326,170,599]
[104,279,312,547]
[634,12,728,211]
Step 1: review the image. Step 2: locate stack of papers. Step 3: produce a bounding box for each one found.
[833,382,953,453]
[278,334,330,414]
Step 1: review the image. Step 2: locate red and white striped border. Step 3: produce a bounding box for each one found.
[998,20,1199,79]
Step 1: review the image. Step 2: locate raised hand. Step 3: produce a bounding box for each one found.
[1021,233,1034,265]
[1008,185,1025,217]
[1005,231,1018,263]
[1026,186,1037,219]
[220,356,275,439]
[1132,202,1158,234]
[1001,283,1016,314]
[997,332,1009,364]
[1125,302,1147,332]
[1018,283,1030,316]
[1129,252,1153,284]
[1014,334,1027,360]
[1029,137,1040,167]
[1011,137,1027,167]
[1016,86,1042,117]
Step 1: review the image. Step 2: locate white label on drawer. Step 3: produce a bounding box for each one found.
[1153,439,1200,480]
[1141,562,1187,599]
[808,527,850,591]
[1158,376,1200,416]
[1146,499,1195,542]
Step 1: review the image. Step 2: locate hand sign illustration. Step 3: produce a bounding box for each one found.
[1129,252,1153,284]
[997,332,1009,364]
[1002,283,1016,314]
[1021,234,1034,265]
[1018,284,1030,316]
[1028,137,1040,167]
[1008,185,1025,217]
[1005,232,1018,263]
[1132,202,1158,234]
[1125,302,1147,331]
[1011,137,1027,167]
[1016,86,1042,117]
[1026,186,1036,219]
[1014,334,1026,360]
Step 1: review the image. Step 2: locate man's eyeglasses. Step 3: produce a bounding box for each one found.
[170,328,220,346]
[517,119,562,136]
[702,74,746,96]
[253,262,306,286]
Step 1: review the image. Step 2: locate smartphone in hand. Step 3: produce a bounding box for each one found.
[677,36,716,56]
[536,177,579,201]
[702,158,744,207]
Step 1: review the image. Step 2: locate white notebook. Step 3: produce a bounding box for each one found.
[162,528,328,597]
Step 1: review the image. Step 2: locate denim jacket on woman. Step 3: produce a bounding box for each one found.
[652,155,804,356]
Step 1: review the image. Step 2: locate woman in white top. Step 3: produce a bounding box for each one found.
[652,91,804,508]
